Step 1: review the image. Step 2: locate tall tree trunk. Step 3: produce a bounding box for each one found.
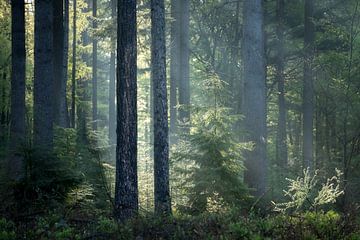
[275,0,287,167]
[34,0,54,151]
[63,0,70,127]
[9,0,26,180]
[178,0,190,130]
[71,0,77,128]
[53,0,68,127]
[303,0,315,170]
[151,0,171,215]
[114,0,138,222]
[169,0,179,143]
[242,0,267,197]
[92,0,98,130]
[109,0,116,145]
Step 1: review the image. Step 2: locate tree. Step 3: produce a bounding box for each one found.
[70,0,77,128]
[242,0,267,197]
[53,0,69,128]
[92,0,97,130]
[169,0,180,143]
[151,0,171,215]
[109,0,116,145]
[9,0,26,180]
[34,0,54,150]
[178,0,190,130]
[114,0,138,221]
[303,0,315,170]
[275,0,287,167]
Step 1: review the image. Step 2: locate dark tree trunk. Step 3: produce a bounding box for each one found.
[9,0,26,180]
[178,0,190,130]
[151,0,171,215]
[303,0,315,170]
[34,0,54,151]
[109,0,116,145]
[53,0,68,128]
[242,0,267,197]
[275,0,287,167]
[170,0,180,143]
[92,0,98,130]
[114,0,138,222]
[71,0,77,128]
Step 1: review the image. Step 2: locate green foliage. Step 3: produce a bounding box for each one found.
[0,218,16,240]
[273,168,344,212]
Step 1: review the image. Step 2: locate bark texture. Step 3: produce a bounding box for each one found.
[53,0,68,128]
[34,0,54,151]
[114,0,138,222]
[151,0,171,215]
[242,0,267,197]
[9,0,26,180]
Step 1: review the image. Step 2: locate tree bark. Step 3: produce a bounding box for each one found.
[114,0,138,222]
[109,0,116,145]
[151,0,171,215]
[92,0,98,130]
[53,0,68,128]
[9,0,26,180]
[34,0,54,151]
[242,0,267,197]
[275,0,287,167]
[303,0,315,170]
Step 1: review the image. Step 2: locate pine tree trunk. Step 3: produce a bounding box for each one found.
[178,0,190,130]
[275,0,287,167]
[109,0,116,145]
[151,0,171,215]
[92,0,98,131]
[71,0,77,128]
[303,0,315,170]
[53,0,68,128]
[170,0,180,143]
[242,0,267,197]
[63,0,70,128]
[114,0,138,222]
[9,0,26,180]
[34,0,54,151]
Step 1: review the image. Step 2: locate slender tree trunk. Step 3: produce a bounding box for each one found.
[9,0,26,180]
[71,0,77,128]
[114,0,138,222]
[63,0,70,127]
[151,0,171,215]
[242,0,267,197]
[303,0,315,170]
[178,0,190,130]
[34,0,54,151]
[92,0,98,130]
[275,0,287,167]
[170,0,179,143]
[109,0,116,145]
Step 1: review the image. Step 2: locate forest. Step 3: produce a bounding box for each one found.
[0,0,360,239]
